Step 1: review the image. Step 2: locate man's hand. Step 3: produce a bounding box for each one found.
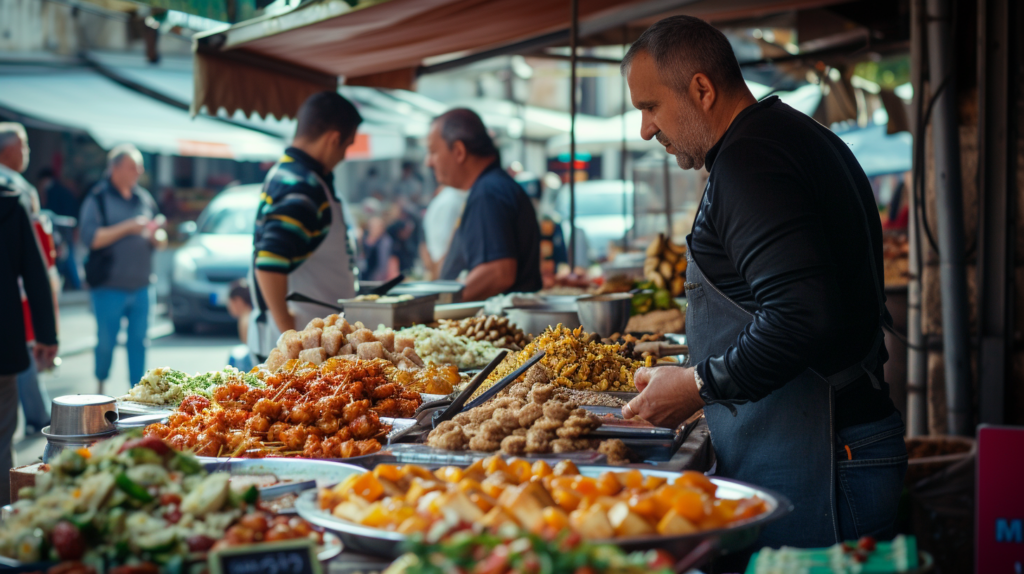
[91,216,148,249]
[623,366,704,428]
[33,343,58,371]
[462,258,517,301]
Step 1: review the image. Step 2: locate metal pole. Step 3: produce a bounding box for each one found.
[976,0,1014,425]
[925,0,972,436]
[568,0,578,271]
[662,156,672,235]
[906,0,928,437]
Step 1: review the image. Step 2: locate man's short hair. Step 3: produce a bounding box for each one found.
[432,108,499,159]
[0,122,27,152]
[107,143,144,170]
[228,279,252,307]
[621,15,746,96]
[295,91,362,142]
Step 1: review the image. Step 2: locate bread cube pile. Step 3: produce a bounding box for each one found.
[264,314,426,372]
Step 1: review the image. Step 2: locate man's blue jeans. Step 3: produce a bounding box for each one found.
[835,410,909,541]
[91,286,150,387]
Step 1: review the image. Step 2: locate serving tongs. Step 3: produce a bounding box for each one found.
[453,350,546,414]
[387,349,509,444]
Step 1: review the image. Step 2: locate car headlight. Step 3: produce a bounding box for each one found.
[172,246,207,283]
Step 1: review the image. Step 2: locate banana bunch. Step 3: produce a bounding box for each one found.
[644,233,687,297]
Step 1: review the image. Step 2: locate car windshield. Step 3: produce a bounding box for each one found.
[198,192,259,234]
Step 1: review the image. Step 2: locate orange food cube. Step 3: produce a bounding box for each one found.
[700,499,738,529]
[359,502,390,528]
[657,508,698,536]
[481,481,505,499]
[400,465,435,481]
[396,515,430,534]
[553,460,579,476]
[627,492,661,520]
[671,488,711,522]
[643,475,668,490]
[549,476,577,491]
[506,459,532,484]
[571,476,599,497]
[404,478,445,505]
[674,471,717,496]
[469,491,496,513]
[735,497,768,520]
[372,464,402,482]
[349,473,384,502]
[434,466,464,483]
[457,478,484,494]
[616,469,645,490]
[552,487,582,512]
[542,506,570,530]
[596,472,622,496]
[531,460,553,479]
[484,455,508,475]
[654,485,681,508]
[463,459,486,480]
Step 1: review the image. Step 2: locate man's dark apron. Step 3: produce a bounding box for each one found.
[683,131,888,548]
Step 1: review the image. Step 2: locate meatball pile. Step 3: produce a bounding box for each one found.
[426,381,630,464]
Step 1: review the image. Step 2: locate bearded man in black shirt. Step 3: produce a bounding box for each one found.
[620,16,907,549]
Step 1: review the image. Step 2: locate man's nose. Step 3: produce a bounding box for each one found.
[639,114,659,141]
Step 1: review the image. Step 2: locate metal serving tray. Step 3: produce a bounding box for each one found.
[341,294,438,329]
[296,466,791,559]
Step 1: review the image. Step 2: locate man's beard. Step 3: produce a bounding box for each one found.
[655,100,717,170]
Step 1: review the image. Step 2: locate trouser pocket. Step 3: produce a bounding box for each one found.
[835,412,908,540]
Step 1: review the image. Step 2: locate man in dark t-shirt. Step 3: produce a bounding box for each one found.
[429,109,541,301]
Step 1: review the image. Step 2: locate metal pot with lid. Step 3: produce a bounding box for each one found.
[41,395,120,463]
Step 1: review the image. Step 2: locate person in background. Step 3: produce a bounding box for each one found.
[37,167,81,291]
[79,144,167,392]
[421,185,468,280]
[363,215,399,281]
[0,128,58,505]
[393,161,426,207]
[0,123,59,435]
[428,109,542,301]
[357,166,386,202]
[385,197,423,276]
[248,92,362,362]
[225,279,255,373]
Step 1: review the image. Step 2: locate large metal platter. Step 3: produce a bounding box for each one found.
[202,458,365,488]
[296,465,792,559]
[115,400,175,416]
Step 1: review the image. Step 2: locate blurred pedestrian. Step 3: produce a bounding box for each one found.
[248,92,362,362]
[363,216,398,281]
[0,123,59,435]
[393,161,426,206]
[421,185,467,279]
[427,109,541,300]
[0,141,58,504]
[357,166,386,201]
[79,144,167,392]
[226,279,254,373]
[37,167,81,291]
[385,198,422,276]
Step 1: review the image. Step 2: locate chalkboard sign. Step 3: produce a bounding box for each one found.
[208,539,322,574]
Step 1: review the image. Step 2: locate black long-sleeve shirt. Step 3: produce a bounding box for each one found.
[0,195,57,375]
[691,96,895,430]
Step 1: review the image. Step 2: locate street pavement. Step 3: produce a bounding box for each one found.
[14,295,239,466]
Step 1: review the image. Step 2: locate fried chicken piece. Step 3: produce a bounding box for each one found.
[500,435,527,456]
[513,428,528,437]
[426,424,468,451]
[342,399,371,424]
[356,439,382,456]
[574,438,599,450]
[556,413,602,438]
[371,382,398,400]
[395,399,419,418]
[529,384,555,405]
[542,402,571,422]
[531,416,562,432]
[349,412,380,439]
[144,423,170,439]
[517,403,544,428]
[598,439,630,465]
[550,438,576,453]
[570,407,587,419]
[525,428,554,454]
[180,395,211,416]
[245,414,270,434]
[279,425,308,451]
[492,408,520,431]
[303,436,324,461]
[289,403,316,425]
[371,398,398,417]
[317,413,340,435]
[469,435,502,452]
[252,398,282,420]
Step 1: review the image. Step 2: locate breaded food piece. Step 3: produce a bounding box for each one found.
[338,344,354,356]
[550,438,576,453]
[524,363,554,386]
[531,416,562,432]
[323,314,341,327]
[265,348,287,371]
[490,397,513,410]
[478,420,507,442]
[556,414,600,438]
[301,327,323,350]
[339,320,356,336]
[598,439,630,465]
[469,435,501,452]
[571,407,587,418]
[500,435,527,456]
[401,347,425,367]
[517,403,544,428]
[322,327,345,356]
[297,347,327,365]
[452,412,473,425]
[305,317,325,331]
[512,428,528,437]
[470,405,497,424]
[347,329,376,347]
[462,423,480,437]
[374,329,395,352]
[509,400,525,411]
[277,330,303,360]
[574,438,599,450]
[426,422,468,451]
[542,402,571,422]
[492,407,520,431]
[357,341,386,360]
[529,384,555,404]
[525,428,554,454]
[395,336,415,352]
[508,382,531,401]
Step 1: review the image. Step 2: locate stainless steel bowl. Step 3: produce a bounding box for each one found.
[40,427,116,463]
[576,293,633,337]
[50,394,118,436]
[504,305,580,337]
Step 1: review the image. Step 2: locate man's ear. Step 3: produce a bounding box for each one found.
[691,73,717,112]
[452,140,468,164]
